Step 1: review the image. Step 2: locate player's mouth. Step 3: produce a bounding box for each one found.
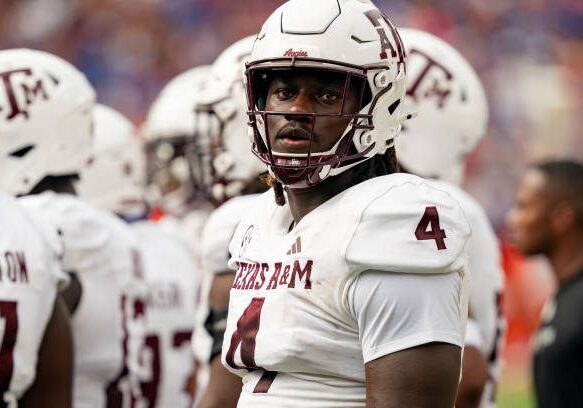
[275,126,313,152]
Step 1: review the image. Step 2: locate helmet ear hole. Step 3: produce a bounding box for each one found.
[388,99,401,115]
[9,145,35,158]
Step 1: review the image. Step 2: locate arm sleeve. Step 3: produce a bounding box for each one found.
[348,270,466,364]
[202,196,258,274]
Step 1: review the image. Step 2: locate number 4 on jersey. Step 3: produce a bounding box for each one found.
[415,206,447,250]
[225,297,277,394]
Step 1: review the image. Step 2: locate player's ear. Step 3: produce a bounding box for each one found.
[550,201,577,235]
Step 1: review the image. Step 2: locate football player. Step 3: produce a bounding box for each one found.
[395,29,506,408]
[221,1,471,406]
[0,49,146,407]
[0,198,72,406]
[141,65,214,252]
[76,104,201,407]
[140,66,215,400]
[194,36,268,408]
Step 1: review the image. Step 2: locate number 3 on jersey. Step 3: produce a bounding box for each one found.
[415,206,447,250]
[225,297,277,393]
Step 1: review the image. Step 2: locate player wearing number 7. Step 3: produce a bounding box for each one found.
[221,0,472,406]
[0,49,148,408]
[0,194,72,407]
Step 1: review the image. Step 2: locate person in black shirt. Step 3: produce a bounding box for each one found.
[507,159,583,408]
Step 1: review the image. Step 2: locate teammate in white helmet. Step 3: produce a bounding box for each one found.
[77,104,201,407]
[141,65,214,251]
[0,48,146,407]
[194,35,268,408]
[395,28,505,408]
[141,66,216,401]
[222,1,471,406]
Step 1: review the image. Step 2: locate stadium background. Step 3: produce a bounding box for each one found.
[2,0,582,406]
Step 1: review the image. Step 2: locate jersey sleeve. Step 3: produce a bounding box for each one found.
[345,180,471,275]
[465,318,485,350]
[464,199,504,355]
[202,195,261,275]
[18,197,69,289]
[348,270,466,363]
[201,206,238,275]
[35,217,70,290]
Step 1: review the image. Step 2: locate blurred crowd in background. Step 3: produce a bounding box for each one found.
[1,0,582,402]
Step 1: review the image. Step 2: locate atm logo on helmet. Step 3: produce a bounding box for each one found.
[364,9,405,63]
[406,48,454,109]
[283,49,308,58]
[0,68,50,121]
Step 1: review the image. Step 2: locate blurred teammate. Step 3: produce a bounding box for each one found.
[0,49,146,407]
[221,1,471,406]
[194,36,268,408]
[395,29,505,407]
[0,198,72,405]
[141,65,214,251]
[507,160,583,408]
[141,65,215,400]
[77,104,201,407]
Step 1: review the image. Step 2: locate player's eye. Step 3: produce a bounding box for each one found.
[274,88,295,101]
[317,90,341,105]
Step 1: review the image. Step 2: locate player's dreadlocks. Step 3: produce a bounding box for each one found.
[264,146,400,206]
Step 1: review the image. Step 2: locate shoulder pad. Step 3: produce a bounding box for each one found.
[345,175,471,274]
[227,190,278,270]
[19,192,134,274]
[202,194,261,274]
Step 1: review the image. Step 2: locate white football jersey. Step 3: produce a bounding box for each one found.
[189,194,261,404]
[157,207,212,266]
[222,174,471,407]
[154,207,212,402]
[0,193,67,406]
[201,194,261,275]
[18,192,147,408]
[429,180,505,407]
[131,220,200,408]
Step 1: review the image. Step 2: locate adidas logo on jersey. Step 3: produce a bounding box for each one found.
[286,236,302,256]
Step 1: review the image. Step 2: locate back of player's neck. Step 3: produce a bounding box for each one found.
[27,176,77,196]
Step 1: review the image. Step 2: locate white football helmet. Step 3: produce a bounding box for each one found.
[0,49,96,195]
[76,104,146,218]
[246,0,407,188]
[195,35,267,203]
[141,65,211,214]
[395,28,488,185]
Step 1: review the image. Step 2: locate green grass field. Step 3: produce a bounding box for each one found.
[498,388,534,408]
[497,369,535,408]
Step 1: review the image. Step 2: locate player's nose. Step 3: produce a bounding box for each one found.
[285,89,313,123]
